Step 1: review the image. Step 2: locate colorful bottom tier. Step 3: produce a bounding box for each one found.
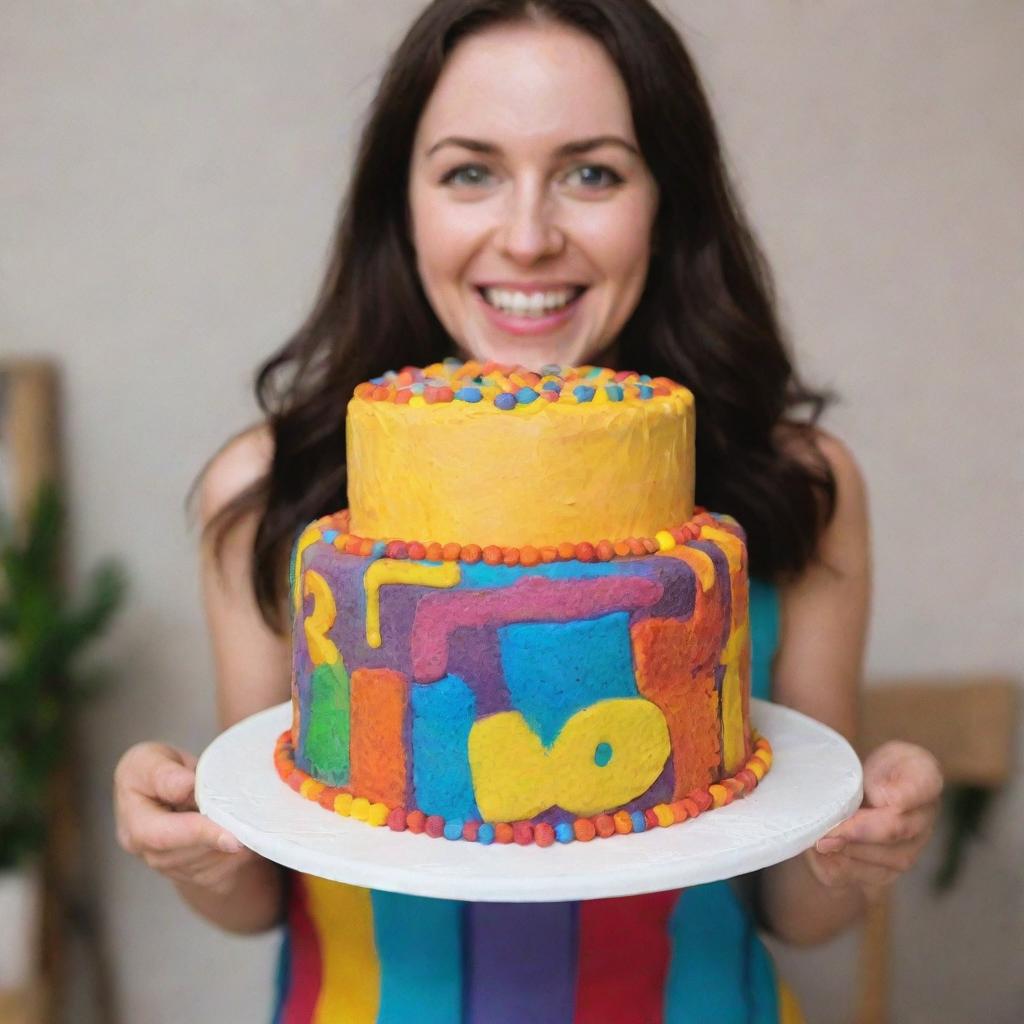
[281,510,772,846]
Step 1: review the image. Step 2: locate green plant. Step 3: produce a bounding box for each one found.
[0,482,126,869]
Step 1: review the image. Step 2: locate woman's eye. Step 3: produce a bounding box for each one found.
[441,164,493,187]
[564,164,624,189]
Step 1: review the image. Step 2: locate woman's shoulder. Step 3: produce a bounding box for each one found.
[196,422,274,528]
[810,428,864,497]
[780,423,869,574]
[776,421,862,486]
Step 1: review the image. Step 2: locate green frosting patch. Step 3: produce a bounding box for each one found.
[305,660,351,786]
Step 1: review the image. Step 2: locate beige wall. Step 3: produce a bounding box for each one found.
[2,2,1021,1021]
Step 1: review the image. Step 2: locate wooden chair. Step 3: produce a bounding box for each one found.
[853,678,1018,1024]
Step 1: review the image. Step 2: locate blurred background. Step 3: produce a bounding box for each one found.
[1,1,1021,1022]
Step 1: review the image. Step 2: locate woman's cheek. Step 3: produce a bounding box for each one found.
[576,195,653,274]
[419,205,488,284]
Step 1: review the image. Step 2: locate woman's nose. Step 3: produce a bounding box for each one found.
[495,186,566,265]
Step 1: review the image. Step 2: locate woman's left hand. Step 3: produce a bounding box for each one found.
[805,740,944,901]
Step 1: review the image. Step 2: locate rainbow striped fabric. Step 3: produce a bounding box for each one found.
[272,582,802,1024]
[273,876,804,1024]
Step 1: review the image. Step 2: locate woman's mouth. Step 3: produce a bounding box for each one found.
[474,285,587,336]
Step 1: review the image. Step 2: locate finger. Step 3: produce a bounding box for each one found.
[176,749,200,773]
[839,837,928,875]
[152,762,198,810]
[191,859,251,895]
[146,842,256,875]
[170,853,256,896]
[810,850,900,891]
[125,792,243,854]
[118,743,196,800]
[819,804,935,848]
[863,741,943,811]
[165,865,235,893]
[145,846,224,874]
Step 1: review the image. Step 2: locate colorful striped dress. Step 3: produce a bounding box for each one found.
[272,580,804,1023]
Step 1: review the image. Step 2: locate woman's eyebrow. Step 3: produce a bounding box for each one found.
[425,134,639,158]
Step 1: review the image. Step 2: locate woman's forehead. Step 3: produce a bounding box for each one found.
[415,21,636,153]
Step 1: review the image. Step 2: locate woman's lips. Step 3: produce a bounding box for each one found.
[473,287,586,337]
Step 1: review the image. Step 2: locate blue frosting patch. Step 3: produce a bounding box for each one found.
[594,741,613,767]
[499,611,639,747]
[458,559,639,590]
[411,674,479,820]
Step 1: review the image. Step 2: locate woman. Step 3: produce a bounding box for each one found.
[114,1,943,1019]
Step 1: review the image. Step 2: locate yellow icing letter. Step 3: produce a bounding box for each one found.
[304,570,340,667]
[469,698,671,820]
[363,559,460,648]
[292,525,323,613]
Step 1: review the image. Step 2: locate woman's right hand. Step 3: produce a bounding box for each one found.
[114,741,257,895]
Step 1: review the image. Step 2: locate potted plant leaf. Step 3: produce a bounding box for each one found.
[0,482,125,993]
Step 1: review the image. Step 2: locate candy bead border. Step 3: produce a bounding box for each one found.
[353,359,686,409]
[274,731,773,847]
[304,508,738,568]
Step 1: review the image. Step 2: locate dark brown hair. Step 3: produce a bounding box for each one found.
[202,0,834,632]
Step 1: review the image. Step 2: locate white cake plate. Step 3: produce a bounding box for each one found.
[196,699,862,903]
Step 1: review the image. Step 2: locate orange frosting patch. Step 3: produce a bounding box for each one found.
[349,668,408,806]
[631,617,722,798]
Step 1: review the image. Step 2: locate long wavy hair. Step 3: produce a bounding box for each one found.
[202,0,835,633]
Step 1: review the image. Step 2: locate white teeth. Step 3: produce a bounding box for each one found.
[482,287,578,317]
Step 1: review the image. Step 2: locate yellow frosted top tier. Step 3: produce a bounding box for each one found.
[346,360,695,548]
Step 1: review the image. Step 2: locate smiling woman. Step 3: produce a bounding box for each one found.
[110,2,945,1022]
[408,24,658,367]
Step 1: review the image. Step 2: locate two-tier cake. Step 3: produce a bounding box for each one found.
[274,361,772,846]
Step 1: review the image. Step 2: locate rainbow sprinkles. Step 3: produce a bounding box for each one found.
[354,359,682,408]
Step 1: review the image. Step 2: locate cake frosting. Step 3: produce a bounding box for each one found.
[347,363,695,547]
[276,360,772,846]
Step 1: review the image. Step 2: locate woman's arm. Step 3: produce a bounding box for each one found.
[757,431,941,946]
[183,424,291,929]
[115,425,292,934]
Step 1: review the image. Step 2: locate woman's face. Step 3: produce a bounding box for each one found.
[408,20,659,369]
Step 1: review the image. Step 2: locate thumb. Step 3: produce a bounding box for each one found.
[152,758,197,810]
[863,740,942,811]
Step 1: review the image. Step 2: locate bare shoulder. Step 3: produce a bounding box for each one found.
[196,422,291,724]
[811,428,866,507]
[773,426,870,738]
[810,427,869,570]
[778,422,866,497]
[196,422,274,528]
[778,423,869,569]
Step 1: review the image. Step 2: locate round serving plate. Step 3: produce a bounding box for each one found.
[196,699,862,902]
